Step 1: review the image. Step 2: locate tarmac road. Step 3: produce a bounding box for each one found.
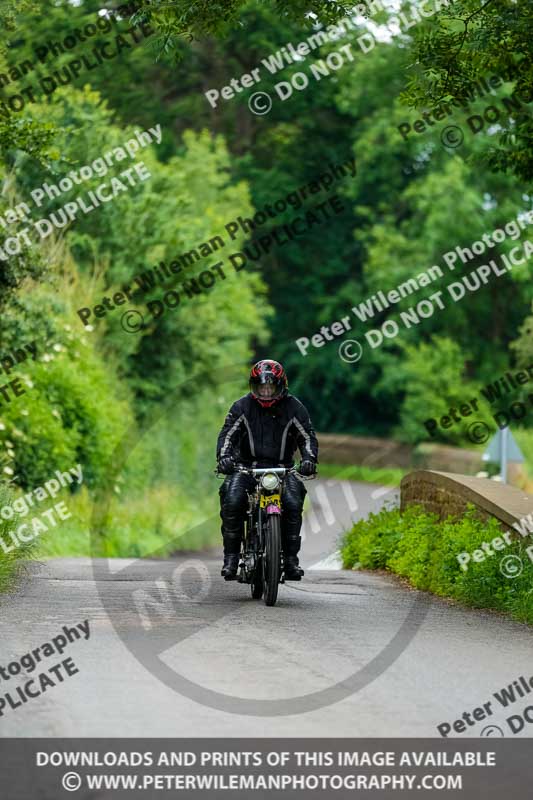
[0,478,532,738]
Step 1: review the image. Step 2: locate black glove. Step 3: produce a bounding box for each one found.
[298,460,316,477]
[218,457,235,475]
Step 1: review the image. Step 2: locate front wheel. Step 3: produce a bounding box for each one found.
[263,514,281,607]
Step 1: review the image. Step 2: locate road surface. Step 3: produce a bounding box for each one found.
[0,478,532,737]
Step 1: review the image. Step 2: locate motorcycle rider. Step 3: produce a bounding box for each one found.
[217,359,318,581]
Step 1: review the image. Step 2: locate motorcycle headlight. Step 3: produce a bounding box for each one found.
[261,473,280,491]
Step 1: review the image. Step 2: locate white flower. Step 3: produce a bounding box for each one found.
[6,449,14,458]
[24,380,34,389]
[51,409,61,418]
[64,324,72,331]
[3,466,13,476]
[0,422,5,431]
[12,429,24,438]
[5,441,13,448]
[20,409,29,416]
[53,344,62,352]
[85,325,94,332]
[43,353,51,362]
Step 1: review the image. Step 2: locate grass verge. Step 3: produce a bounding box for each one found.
[0,481,219,596]
[318,462,406,486]
[341,503,533,625]
[35,485,219,560]
[0,484,38,593]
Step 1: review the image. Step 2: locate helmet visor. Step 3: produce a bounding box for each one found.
[250,376,282,401]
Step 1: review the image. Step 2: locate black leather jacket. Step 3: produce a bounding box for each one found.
[216,393,319,467]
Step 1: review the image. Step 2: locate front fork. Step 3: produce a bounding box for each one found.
[261,503,285,583]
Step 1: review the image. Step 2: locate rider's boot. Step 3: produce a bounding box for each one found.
[283,535,304,581]
[221,532,241,581]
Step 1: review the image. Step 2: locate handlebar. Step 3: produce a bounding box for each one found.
[214,465,316,481]
[237,466,294,476]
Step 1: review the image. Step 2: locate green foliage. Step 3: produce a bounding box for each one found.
[329,35,529,437]
[10,86,271,412]
[0,118,57,164]
[134,0,352,49]
[401,0,533,180]
[5,0,530,446]
[341,504,403,571]
[0,74,272,583]
[395,336,493,445]
[341,503,533,625]
[0,0,56,162]
[511,302,533,367]
[0,304,135,489]
[0,0,37,46]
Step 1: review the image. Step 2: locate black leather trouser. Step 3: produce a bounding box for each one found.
[219,472,306,556]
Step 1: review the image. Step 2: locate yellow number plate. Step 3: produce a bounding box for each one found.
[260,494,281,508]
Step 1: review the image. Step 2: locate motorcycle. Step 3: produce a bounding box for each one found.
[219,465,315,607]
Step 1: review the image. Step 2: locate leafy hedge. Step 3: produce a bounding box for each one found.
[341,504,533,625]
[0,325,135,490]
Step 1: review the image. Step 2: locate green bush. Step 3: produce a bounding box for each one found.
[341,503,533,625]
[0,324,134,490]
[395,337,494,446]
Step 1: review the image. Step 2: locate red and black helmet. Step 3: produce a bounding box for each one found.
[249,360,288,407]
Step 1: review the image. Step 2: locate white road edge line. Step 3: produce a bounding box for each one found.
[307,551,343,571]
